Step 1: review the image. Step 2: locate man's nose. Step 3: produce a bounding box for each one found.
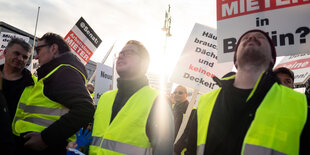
[248,35,258,41]
[34,54,39,59]
[17,54,24,61]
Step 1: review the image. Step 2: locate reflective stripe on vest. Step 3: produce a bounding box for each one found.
[91,136,152,155]
[243,144,286,155]
[14,116,54,128]
[91,136,103,146]
[197,144,205,155]
[23,117,55,127]
[19,102,69,116]
[197,73,307,155]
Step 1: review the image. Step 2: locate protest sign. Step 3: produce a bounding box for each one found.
[0,32,29,65]
[94,63,113,104]
[64,17,102,65]
[276,53,310,84]
[170,23,233,93]
[217,0,310,62]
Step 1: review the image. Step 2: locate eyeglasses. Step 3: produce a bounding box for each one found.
[117,50,137,58]
[34,44,50,54]
[173,91,184,95]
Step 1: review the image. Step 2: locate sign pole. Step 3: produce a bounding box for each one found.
[29,6,40,73]
[88,42,115,84]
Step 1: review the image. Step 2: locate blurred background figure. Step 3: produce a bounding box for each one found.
[273,67,294,89]
[87,83,95,98]
[172,85,189,139]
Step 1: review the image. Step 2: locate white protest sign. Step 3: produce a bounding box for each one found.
[64,17,102,65]
[170,23,233,93]
[0,32,30,65]
[94,63,113,104]
[217,0,310,62]
[276,53,310,84]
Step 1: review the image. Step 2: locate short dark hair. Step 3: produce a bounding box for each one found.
[273,67,294,82]
[39,32,70,54]
[126,40,150,74]
[5,38,31,52]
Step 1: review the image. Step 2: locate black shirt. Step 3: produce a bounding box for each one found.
[173,100,189,139]
[2,77,25,120]
[0,90,16,153]
[205,80,253,154]
[0,65,34,121]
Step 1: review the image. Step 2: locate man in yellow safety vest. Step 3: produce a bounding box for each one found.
[12,33,95,154]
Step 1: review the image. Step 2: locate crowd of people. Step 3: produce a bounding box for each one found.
[0,29,309,155]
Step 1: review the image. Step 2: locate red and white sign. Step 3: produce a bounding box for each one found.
[64,17,102,65]
[170,23,233,93]
[276,53,310,84]
[217,0,310,62]
[0,32,29,65]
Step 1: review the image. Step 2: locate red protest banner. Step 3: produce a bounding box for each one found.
[217,0,310,21]
[64,30,93,63]
[277,57,310,70]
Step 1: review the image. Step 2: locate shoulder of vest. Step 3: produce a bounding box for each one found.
[201,88,221,97]
[102,89,118,96]
[142,86,158,94]
[45,64,86,80]
[198,88,221,106]
[31,75,38,83]
[274,83,306,98]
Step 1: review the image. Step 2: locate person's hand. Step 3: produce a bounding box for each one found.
[76,128,92,148]
[24,132,48,151]
[66,141,78,150]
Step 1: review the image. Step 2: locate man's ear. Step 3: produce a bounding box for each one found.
[50,44,59,57]
[234,62,238,69]
[270,59,275,65]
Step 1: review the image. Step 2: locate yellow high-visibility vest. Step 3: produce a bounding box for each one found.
[89,86,158,155]
[197,74,307,155]
[13,64,86,142]
[12,74,37,136]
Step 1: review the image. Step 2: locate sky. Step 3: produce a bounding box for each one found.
[0,0,218,76]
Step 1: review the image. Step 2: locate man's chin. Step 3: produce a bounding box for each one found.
[12,66,23,71]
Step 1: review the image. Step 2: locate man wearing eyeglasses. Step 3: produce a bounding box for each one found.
[88,40,174,155]
[172,85,189,139]
[12,32,95,154]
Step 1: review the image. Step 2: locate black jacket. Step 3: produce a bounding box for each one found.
[173,100,189,139]
[36,52,95,149]
[0,90,16,154]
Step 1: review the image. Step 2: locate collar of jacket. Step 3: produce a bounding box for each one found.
[116,76,149,96]
[0,64,34,87]
[220,70,279,102]
[36,52,87,80]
